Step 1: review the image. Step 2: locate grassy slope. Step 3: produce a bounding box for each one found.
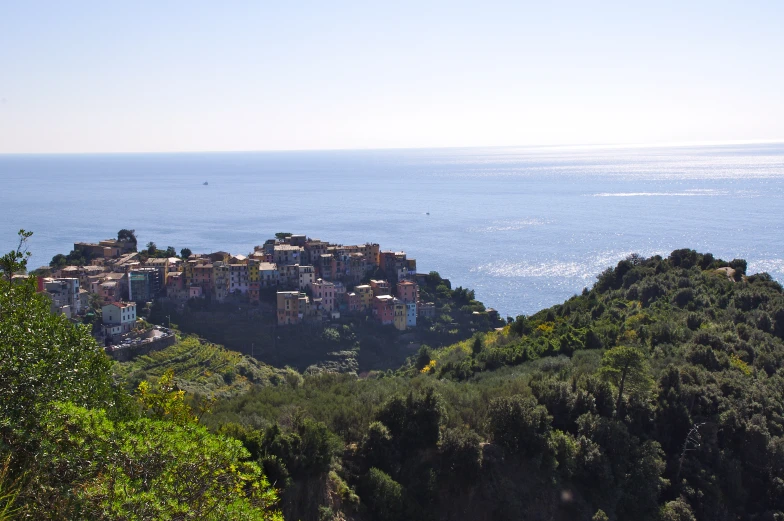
[114,335,291,398]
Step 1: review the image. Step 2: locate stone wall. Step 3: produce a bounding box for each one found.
[106,333,176,361]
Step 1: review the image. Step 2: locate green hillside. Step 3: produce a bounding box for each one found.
[114,335,291,398]
[9,230,784,521]
[201,249,784,521]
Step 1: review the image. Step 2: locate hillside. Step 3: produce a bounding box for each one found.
[149,271,502,373]
[199,249,784,521]
[415,250,784,380]
[114,335,292,398]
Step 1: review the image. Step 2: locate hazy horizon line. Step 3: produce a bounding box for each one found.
[1,138,783,157]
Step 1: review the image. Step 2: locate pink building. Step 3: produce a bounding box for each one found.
[373,295,395,325]
[311,278,336,312]
[166,271,187,299]
[347,292,361,312]
[396,280,417,304]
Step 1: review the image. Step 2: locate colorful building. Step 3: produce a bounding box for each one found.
[346,292,361,312]
[277,290,309,325]
[298,265,315,290]
[248,259,260,303]
[165,271,187,300]
[369,279,390,296]
[274,244,304,266]
[406,302,417,327]
[193,264,214,296]
[373,295,395,325]
[311,278,337,312]
[128,267,162,303]
[258,262,279,287]
[396,280,418,303]
[212,262,230,301]
[354,284,373,310]
[229,263,249,294]
[393,300,407,331]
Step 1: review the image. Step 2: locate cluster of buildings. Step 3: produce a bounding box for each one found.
[38,233,439,336]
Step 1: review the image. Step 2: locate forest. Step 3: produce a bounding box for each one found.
[3,232,784,520]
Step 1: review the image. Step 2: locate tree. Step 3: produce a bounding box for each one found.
[0,229,32,281]
[659,498,696,521]
[360,468,404,521]
[117,228,137,246]
[274,232,292,240]
[439,427,481,482]
[1,231,113,434]
[49,253,68,269]
[376,389,445,455]
[488,395,552,458]
[471,335,483,355]
[597,346,654,418]
[180,247,192,259]
[146,241,157,255]
[164,246,176,257]
[415,345,432,370]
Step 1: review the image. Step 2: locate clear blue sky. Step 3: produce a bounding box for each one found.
[1,1,782,153]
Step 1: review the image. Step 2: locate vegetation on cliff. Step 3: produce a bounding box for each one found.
[202,249,784,521]
[6,228,784,520]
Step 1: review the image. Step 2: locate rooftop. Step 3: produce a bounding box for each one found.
[109,301,136,309]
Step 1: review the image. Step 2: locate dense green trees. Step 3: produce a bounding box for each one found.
[1,232,282,520]
[200,249,784,520]
[9,231,784,520]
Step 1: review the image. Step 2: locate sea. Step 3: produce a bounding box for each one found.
[1,143,783,318]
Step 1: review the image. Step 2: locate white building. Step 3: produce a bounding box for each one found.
[298,265,315,290]
[229,263,249,294]
[101,301,137,336]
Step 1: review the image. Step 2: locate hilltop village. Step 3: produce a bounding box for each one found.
[35,232,499,350]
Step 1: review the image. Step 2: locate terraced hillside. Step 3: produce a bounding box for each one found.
[114,335,290,398]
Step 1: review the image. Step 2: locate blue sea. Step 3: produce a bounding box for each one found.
[2,143,783,317]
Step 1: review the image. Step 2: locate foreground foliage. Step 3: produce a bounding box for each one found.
[0,231,282,520]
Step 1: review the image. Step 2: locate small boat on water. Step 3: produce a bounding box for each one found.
[203,181,209,185]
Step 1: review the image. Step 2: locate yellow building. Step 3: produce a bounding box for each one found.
[354,285,373,310]
[248,259,260,303]
[393,300,407,331]
[213,262,230,301]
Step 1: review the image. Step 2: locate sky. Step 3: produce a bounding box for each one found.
[1,1,783,153]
